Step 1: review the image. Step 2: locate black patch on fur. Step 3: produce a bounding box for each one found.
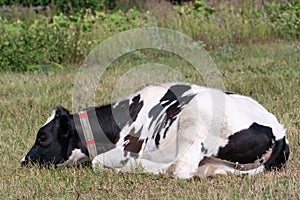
[154,131,160,146]
[120,157,130,165]
[124,127,144,154]
[217,123,275,164]
[201,142,208,154]
[264,137,290,170]
[95,103,125,144]
[162,94,196,138]
[94,96,143,146]
[129,94,144,123]
[224,91,235,95]
[160,84,192,106]
[148,84,195,146]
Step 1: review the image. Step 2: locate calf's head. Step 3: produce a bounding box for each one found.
[20,107,89,167]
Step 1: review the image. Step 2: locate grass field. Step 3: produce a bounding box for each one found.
[0,41,299,199]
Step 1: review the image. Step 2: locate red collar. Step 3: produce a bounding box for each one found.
[77,110,98,158]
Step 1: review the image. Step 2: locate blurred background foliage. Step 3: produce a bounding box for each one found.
[0,0,299,71]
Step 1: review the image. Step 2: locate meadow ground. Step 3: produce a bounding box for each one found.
[0,41,299,199]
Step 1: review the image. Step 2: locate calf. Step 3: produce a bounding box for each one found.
[20,83,289,179]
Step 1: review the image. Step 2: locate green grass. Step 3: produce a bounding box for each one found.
[0,41,299,199]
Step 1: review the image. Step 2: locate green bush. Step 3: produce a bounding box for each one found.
[0,13,95,71]
[266,1,300,38]
[0,1,299,71]
[0,8,147,71]
[0,0,108,13]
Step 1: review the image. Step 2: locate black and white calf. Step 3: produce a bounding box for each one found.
[20,83,289,179]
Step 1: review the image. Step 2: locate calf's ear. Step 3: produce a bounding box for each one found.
[55,106,70,117]
[55,106,73,138]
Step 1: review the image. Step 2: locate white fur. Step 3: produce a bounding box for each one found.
[42,109,56,127]
[57,149,89,168]
[20,156,26,163]
[91,83,285,179]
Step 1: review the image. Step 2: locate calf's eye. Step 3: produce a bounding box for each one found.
[39,136,47,142]
[38,134,51,146]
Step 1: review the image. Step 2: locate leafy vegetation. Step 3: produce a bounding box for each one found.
[266,1,300,36]
[0,0,106,13]
[0,0,299,71]
[0,12,95,71]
